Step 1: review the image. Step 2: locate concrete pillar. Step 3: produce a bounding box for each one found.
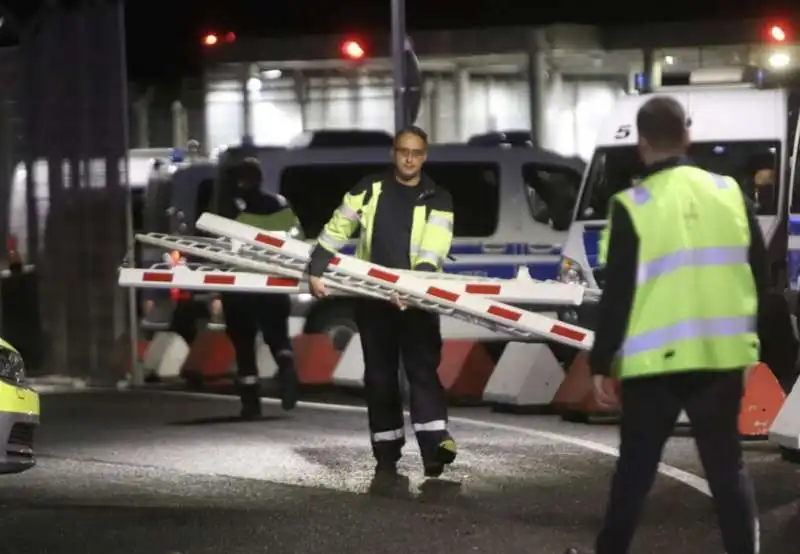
[293,71,309,131]
[627,70,638,94]
[642,49,663,92]
[486,76,497,131]
[321,72,330,126]
[547,71,564,151]
[426,74,440,141]
[526,28,547,148]
[454,67,470,141]
[171,100,188,148]
[241,63,252,142]
[349,74,361,127]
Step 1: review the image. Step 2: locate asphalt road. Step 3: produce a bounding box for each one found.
[1,390,798,554]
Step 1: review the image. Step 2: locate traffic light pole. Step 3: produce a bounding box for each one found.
[390,0,408,132]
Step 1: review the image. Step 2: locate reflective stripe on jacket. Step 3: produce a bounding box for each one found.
[613,165,759,379]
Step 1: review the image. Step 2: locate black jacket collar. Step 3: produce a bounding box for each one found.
[640,156,695,180]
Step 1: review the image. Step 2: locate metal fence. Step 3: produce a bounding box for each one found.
[0,2,132,384]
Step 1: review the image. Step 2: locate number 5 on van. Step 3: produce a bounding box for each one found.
[614,125,631,139]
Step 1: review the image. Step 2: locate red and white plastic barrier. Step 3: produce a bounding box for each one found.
[482,342,565,410]
[143,331,189,379]
[331,333,555,403]
[769,376,800,451]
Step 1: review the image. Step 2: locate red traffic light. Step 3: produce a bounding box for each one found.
[769,25,787,42]
[203,32,235,46]
[341,39,365,60]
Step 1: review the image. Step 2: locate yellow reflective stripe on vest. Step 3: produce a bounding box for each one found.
[622,315,756,357]
[636,245,749,285]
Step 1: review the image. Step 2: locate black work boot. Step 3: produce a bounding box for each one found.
[239,384,262,420]
[423,436,457,478]
[375,459,398,475]
[277,354,299,411]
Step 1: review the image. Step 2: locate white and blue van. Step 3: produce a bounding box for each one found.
[558,68,800,334]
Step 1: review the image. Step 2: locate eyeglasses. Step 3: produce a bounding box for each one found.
[394,147,426,158]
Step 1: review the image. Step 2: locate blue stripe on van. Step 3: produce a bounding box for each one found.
[583,228,602,269]
[788,216,800,290]
[341,243,560,256]
[790,215,800,236]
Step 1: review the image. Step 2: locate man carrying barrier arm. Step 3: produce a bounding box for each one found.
[304,125,458,478]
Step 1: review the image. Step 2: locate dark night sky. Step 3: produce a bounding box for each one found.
[123,0,797,81]
[2,0,798,82]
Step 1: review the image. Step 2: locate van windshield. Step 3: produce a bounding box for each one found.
[575,141,781,220]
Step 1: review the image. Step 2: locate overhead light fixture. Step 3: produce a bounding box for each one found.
[263,69,282,79]
[769,52,790,69]
[664,55,675,65]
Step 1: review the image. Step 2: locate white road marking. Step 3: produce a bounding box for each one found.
[148,389,712,497]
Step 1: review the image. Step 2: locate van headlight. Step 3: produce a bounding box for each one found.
[558,257,588,287]
[0,350,25,384]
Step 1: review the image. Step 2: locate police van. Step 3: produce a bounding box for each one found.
[558,67,800,364]
[143,133,585,347]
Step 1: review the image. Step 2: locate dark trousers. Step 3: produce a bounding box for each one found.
[596,369,758,554]
[356,298,449,462]
[170,299,207,345]
[221,293,293,384]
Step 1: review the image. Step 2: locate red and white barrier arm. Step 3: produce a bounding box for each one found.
[118,267,302,294]
[195,213,594,349]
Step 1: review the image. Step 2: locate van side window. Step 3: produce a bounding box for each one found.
[424,162,500,237]
[280,164,386,238]
[523,164,580,231]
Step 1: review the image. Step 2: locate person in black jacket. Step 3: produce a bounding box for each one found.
[217,158,301,419]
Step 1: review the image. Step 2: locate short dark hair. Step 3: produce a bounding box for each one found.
[636,96,688,150]
[394,125,428,147]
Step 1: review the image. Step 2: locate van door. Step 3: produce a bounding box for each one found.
[520,162,582,279]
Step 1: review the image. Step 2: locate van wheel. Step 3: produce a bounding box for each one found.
[303,300,359,352]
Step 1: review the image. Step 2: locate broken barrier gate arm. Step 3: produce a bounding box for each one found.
[191,213,595,351]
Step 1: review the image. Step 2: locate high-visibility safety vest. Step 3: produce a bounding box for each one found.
[236,206,302,236]
[613,165,759,379]
[597,226,610,266]
[317,179,454,271]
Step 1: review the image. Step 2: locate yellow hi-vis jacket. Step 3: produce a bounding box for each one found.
[614,166,759,379]
[315,175,454,272]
